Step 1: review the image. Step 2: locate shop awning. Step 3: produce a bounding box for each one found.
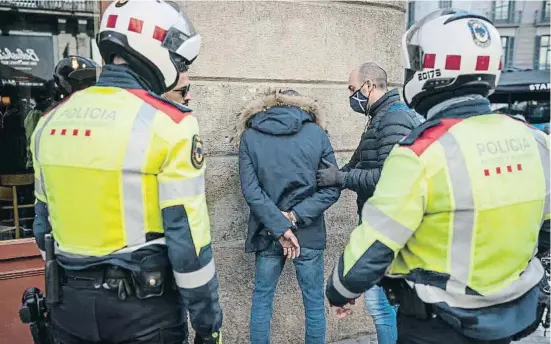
[489,68,550,103]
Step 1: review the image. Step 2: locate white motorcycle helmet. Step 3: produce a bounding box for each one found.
[402,9,503,115]
[97,0,201,94]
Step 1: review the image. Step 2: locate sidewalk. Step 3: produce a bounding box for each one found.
[331,326,550,344]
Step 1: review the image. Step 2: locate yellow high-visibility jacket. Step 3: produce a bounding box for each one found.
[30,65,222,337]
[326,102,549,339]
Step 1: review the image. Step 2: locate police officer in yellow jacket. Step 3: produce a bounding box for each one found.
[326,9,549,344]
[31,1,222,343]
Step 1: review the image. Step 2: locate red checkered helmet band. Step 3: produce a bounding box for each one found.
[99,0,201,93]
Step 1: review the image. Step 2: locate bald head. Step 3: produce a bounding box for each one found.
[348,62,388,106]
[351,63,387,89]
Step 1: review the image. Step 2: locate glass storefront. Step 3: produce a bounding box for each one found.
[0,0,101,241]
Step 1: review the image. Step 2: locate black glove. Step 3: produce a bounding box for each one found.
[194,331,222,344]
[317,158,346,188]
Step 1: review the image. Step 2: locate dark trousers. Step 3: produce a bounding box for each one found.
[397,311,512,344]
[50,279,187,344]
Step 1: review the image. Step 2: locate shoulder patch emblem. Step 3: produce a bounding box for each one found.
[191,134,204,169]
[468,19,491,48]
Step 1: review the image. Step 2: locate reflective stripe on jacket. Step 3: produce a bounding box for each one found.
[32,87,209,256]
[30,64,222,336]
[327,110,549,326]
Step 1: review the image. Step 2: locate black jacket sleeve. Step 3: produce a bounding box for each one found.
[343,109,418,198]
[341,142,361,172]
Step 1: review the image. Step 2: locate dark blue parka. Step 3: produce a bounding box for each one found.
[236,91,341,252]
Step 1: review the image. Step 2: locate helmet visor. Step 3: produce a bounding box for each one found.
[405,9,459,45]
[161,11,197,57]
[404,8,465,71]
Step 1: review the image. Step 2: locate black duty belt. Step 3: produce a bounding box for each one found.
[64,265,128,284]
[63,265,135,301]
[380,277,478,328]
[63,265,172,301]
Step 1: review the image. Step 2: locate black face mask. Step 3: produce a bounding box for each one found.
[349,89,369,115]
[349,82,373,116]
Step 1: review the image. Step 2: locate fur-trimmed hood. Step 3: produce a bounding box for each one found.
[232,89,326,145]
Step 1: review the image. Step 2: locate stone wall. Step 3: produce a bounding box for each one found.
[179,1,407,343]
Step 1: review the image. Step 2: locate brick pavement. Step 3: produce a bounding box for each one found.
[330,326,550,344]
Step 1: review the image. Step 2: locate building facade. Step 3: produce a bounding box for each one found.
[407,0,550,70]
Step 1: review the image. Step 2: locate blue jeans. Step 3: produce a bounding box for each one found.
[364,285,398,344]
[250,242,325,344]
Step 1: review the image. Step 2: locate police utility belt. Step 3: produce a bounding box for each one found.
[44,234,173,305]
[381,276,549,340]
[381,278,436,320]
[380,277,477,328]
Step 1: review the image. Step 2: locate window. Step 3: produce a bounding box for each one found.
[492,0,515,23]
[535,35,551,70]
[439,0,452,8]
[542,0,550,21]
[501,36,515,69]
[407,1,416,29]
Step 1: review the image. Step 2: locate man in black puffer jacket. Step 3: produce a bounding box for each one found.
[317,62,423,344]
